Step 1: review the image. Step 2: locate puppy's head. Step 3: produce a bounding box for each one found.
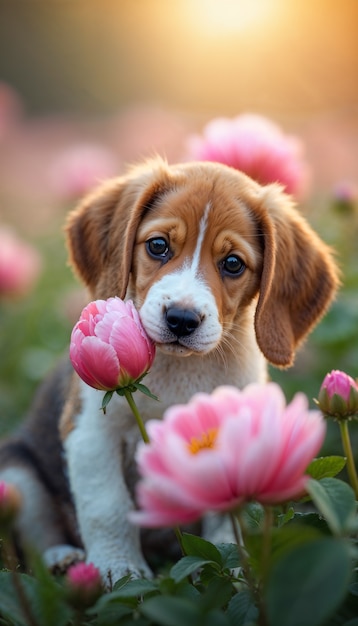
[66,158,339,367]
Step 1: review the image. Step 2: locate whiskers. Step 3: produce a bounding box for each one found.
[214,321,255,370]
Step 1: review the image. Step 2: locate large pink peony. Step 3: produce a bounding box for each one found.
[186,113,310,198]
[70,297,156,391]
[130,383,326,527]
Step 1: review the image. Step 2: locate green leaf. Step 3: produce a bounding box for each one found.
[140,595,202,626]
[227,590,259,625]
[277,506,295,527]
[265,537,352,626]
[101,390,114,413]
[0,568,71,626]
[110,578,158,597]
[112,574,132,590]
[133,382,159,401]
[170,556,217,583]
[307,477,356,534]
[306,455,346,480]
[0,572,35,626]
[203,609,232,626]
[241,502,265,532]
[93,602,134,625]
[198,577,234,612]
[216,543,241,570]
[269,522,323,565]
[286,511,330,535]
[181,533,222,565]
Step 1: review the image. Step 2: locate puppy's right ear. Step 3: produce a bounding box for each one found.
[65,160,171,298]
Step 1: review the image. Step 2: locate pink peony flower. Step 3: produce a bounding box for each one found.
[66,562,102,608]
[0,227,42,298]
[185,113,310,198]
[0,481,22,528]
[49,143,118,200]
[70,297,156,391]
[130,383,326,527]
[317,370,358,419]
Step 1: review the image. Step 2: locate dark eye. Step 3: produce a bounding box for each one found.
[146,237,170,260]
[221,254,246,277]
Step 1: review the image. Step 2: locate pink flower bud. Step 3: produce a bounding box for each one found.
[317,370,358,420]
[70,297,156,392]
[0,481,22,528]
[66,562,103,609]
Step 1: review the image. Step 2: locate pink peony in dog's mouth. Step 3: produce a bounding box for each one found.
[70,297,156,393]
[130,382,326,527]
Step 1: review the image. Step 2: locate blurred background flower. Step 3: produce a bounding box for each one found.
[49,143,118,201]
[0,227,42,298]
[185,114,310,198]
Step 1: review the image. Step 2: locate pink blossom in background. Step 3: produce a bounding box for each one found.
[0,228,42,298]
[130,383,326,527]
[317,370,358,419]
[70,297,156,391]
[49,143,118,200]
[185,114,310,198]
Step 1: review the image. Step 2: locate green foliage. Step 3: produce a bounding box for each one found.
[2,474,358,626]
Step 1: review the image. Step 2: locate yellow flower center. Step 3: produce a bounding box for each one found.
[188,428,218,454]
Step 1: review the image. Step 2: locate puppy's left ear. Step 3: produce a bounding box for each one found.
[254,186,340,367]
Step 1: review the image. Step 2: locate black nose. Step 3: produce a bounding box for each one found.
[165,307,201,337]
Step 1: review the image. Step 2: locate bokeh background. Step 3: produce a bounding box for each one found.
[0,0,357,458]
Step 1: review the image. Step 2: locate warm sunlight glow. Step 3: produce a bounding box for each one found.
[188,0,279,35]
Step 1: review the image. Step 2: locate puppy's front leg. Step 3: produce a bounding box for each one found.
[63,384,151,586]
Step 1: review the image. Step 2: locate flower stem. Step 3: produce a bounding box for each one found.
[124,389,150,444]
[260,507,273,585]
[2,534,39,626]
[124,388,184,557]
[339,419,358,499]
[174,526,185,556]
[230,512,253,588]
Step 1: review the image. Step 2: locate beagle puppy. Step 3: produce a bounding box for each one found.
[0,158,339,585]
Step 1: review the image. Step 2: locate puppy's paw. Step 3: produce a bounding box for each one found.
[91,557,153,589]
[43,544,86,575]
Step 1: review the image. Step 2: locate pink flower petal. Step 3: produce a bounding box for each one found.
[132,382,326,528]
[71,336,120,390]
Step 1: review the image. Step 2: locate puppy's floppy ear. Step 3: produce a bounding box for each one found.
[65,159,172,298]
[254,185,340,367]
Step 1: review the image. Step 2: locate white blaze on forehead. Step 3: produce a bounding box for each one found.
[190,202,211,276]
[139,201,222,351]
